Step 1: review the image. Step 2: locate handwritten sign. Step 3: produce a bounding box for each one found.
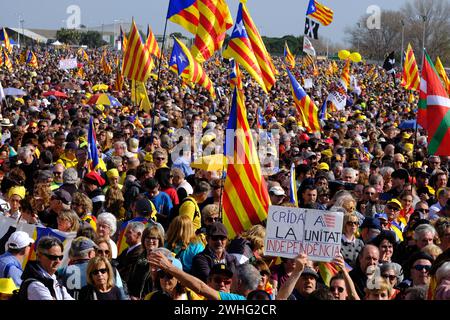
[59,58,78,70]
[264,205,344,262]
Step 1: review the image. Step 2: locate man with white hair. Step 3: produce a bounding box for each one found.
[96,212,118,258]
[342,167,357,183]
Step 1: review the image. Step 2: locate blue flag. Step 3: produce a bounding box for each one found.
[319,100,327,120]
[169,40,190,76]
[87,117,99,171]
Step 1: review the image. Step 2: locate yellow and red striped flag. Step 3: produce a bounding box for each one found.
[435,56,450,95]
[2,28,12,54]
[223,88,270,238]
[284,41,295,70]
[169,37,216,99]
[401,43,420,91]
[119,26,128,52]
[303,54,314,68]
[2,48,13,72]
[115,56,123,92]
[26,50,38,68]
[340,59,351,90]
[78,47,90,62]
[190,0,233,63]
[101,50,112,75]
[223,3,276,92]
[167,0,199,35]
[306,0,334,26]
[76,66,85,79]
[229,59,243,91]
[19,49,27,64]
[122,20,153,82]
[145,25,161,58]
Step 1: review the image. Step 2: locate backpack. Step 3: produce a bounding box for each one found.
[169,197,200,224]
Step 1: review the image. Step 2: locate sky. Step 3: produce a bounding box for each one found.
[1,0,411,46]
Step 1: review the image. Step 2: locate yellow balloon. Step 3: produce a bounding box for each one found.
[338,50,351,60]
[349,52,362,63]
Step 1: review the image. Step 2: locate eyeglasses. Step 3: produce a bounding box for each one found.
[91,268,108,276]
[386,205,400,211]
[212,277,232,285]
[42,253,64,261]
[211,235,227,241]
[382,274,397,281]
[346,221,358,226]
[145,237,159,242]
[206,217,220,223]
[155,157,165,161]
[330,286,345,293]
[96,249,110,255]
[416,208,429,213]
[157,270,174,280]
[413,264,431,272]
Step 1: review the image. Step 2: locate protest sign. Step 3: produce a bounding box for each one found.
[264,205,344,262]
[303,78,313,89]
[59,58,78,70]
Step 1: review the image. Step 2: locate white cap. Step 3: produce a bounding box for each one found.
[269,186,285,196]
[6,231,34,250]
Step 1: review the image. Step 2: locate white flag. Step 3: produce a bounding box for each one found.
[303,37,316,57]
[0,81,5,101]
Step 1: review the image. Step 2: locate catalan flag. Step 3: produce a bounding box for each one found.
[167,0,199,35]
[223,3,269,92]
[87,116,100,171]
[19,49,27,64]
[78,47,90,62]
[435,56,450,95]
[122,20,153,82]
[256,107,267,129]
[169,37,216,99]
[101,50,112,74]
[191,0,233,63]
[222,88,270,238]
[303,54,314,68]
[114,57,123,92]
[287,68,320,132]
[229,59,243,91]
[340,59,351,90]
[145,25,161,58]
[284,41,296,70]
[306,0,334,26]
[289,163,298,206]
[119,26,128,52]
[76,65,85,79]
[1,47,12,72]
[401,43,420,91]
[318,261,352,287]
[2,28,12,54]
[26,50,38,68]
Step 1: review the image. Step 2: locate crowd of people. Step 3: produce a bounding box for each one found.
[0,43,449,301]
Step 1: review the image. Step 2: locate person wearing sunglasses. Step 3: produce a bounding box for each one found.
[20,236,74,300]
[379,262,403,299]
[398,252,434,291]
[79,256,125,300]
[383,198,405,242]
[341,213,364,268]
[207,263,233,294]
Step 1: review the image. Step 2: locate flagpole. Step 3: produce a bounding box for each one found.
[149,14,169,144]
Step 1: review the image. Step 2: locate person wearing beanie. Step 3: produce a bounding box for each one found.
[59,168,79,195]
[103,168,123,193]
[82,172,106,216]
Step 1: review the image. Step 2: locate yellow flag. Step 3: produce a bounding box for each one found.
[131,80,151,113]
[436,57,450,94]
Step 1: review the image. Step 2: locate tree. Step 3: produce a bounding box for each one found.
[80,31,107,48]
[56,28,81,45]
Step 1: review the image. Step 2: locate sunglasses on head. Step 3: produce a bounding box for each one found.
[413,264,431,272]
[382,274,397,281]
[42,253,64,261]
[330,286,345,293]
[157,270,174,280]
[91,268,108,276]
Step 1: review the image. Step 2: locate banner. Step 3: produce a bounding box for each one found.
[326,81,347,111]
[59,58,78,70]
[303,78,313,89]
[264,206,344,262]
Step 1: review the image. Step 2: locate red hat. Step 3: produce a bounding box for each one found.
[324,138,334,145]
[299,133,310,141]
[83,171,105,187]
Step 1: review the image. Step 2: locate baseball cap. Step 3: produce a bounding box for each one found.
[317,163,330,171]
[52,189,72,205]
[69,236,98,257]
[6,231,34,250]
[209,263,233,278]
[269,186,285,196]
[207,222,228,238]
[387,198,403,210]
[301,267,319,279]
[360,217,382,231]
[65,142,78,151]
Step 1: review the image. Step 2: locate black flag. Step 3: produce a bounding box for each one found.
[383,51,396,74]
[304,17,319,40]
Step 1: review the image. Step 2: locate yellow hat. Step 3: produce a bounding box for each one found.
[387,198,403,210]
[144,152,153,162]
[354,110,361,114]
[340,117,347,122]
[318,162,329,171]
[15,98,24,105]
[96,104,105,112]
[107,168,119,179]
[357,115,366,120]
[0,278,18,295]
[402,132,411,139]
[8,186,26,200]
[201,133,216,145]
[85,92,92,99]
[321,149,333,158]
[404,143,414,152]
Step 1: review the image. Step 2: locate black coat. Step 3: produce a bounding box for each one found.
[191,246,238,282]
[115,245,145,285]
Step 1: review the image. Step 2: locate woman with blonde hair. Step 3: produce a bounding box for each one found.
[104,186,126,220]
[56,209,80,233]
[71,192,96,231]
[340,213,364,268]
[165,215,204,273]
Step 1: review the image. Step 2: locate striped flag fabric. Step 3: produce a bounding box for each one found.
[229,59,243,91]
[169,37,216,98]
[114,57,123,92]
[284,41,296,70]
[26,50,38,68]
[289,163,298,206]
[77,48,90,62]
[340,59,351,90]
[303,54,314,68]
[122,20,153,82]
[436,56,450,95]
[2,28,12,54]
[286,68,321,132]
[119,26,128,52]
[420,50,450,155]
[401,43,420,91]
[101,50,112,74]
[323,213,336,228]
[223,4,265,91]
[145,25,161,58]
[318,261,352,287]
[306,0,334,26]
[1,48,12,72]
[87,116,100,171]
[191,0,233,63]
[223,88,270,238]
[167,0,199,35]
